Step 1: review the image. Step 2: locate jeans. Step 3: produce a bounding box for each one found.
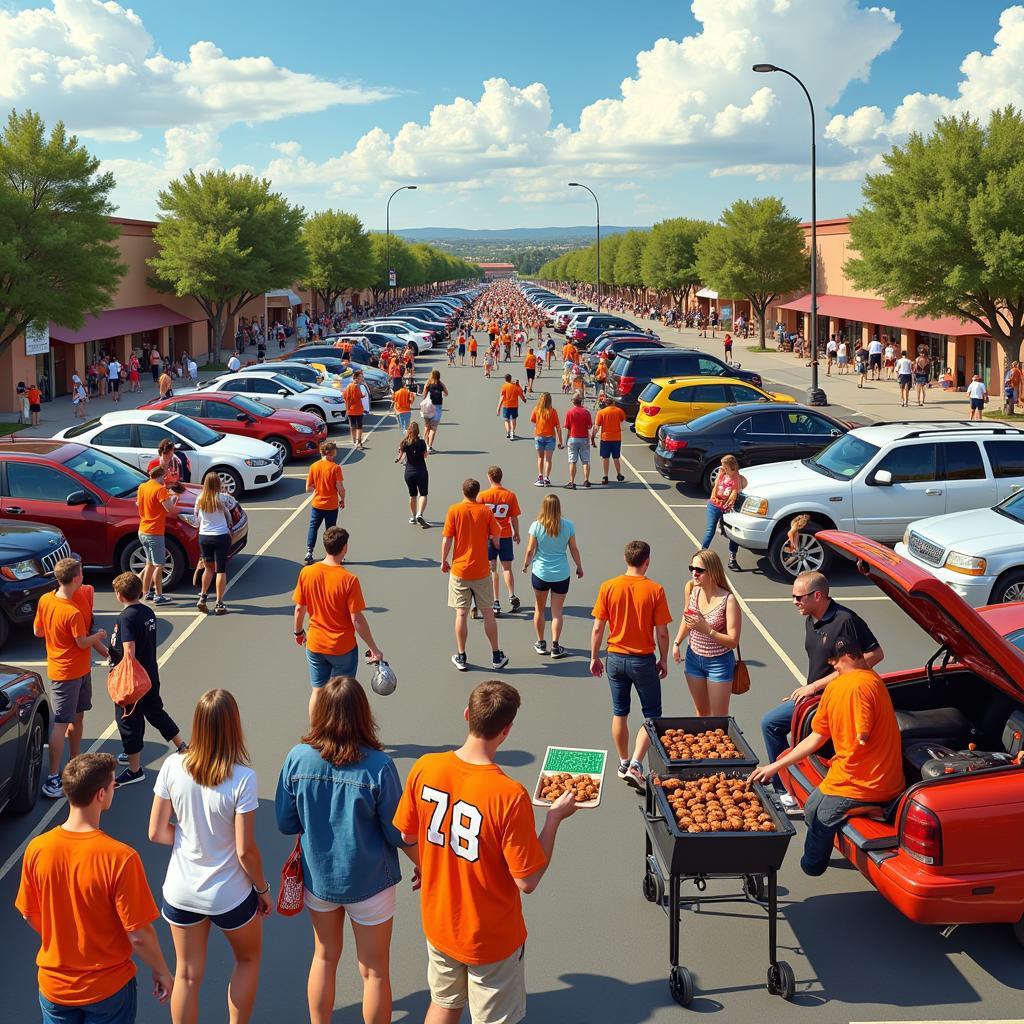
[801,788,870,876]
[397,412,411,432]
[606,652,662,718]
[760,699,795,792]
[701,504,738,556]
[306,646,358,687]
[40,978,137,1024]
[306,507,338,551]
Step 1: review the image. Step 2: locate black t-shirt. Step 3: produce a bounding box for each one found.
[426,383,444,407]
[110,603,159,685]
[401,437,428,473]
[804,600,879,684]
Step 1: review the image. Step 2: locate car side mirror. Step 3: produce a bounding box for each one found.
[236,412,248,421]
[278,389,289,396]
[872,469,893,486]
[66,489,95,506]
[733,362,741,369]
[830,428,842,438]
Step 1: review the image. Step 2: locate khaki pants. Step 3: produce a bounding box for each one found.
[426,942,526,1024]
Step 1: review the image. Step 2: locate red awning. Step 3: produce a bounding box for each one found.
[49,304,196,345]
[776,293,985,338]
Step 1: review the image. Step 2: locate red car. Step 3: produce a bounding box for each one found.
[0,440,247,589]
[783,531,1024,944]
[143,393,326,462]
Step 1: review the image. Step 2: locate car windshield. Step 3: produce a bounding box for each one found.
[231,396,275,417]
[167,415,222,447]
[271,374,309,392]
[686,407,737,432]
[805,433,880,480]
[995,489,1024,525]
[64,447,147,498]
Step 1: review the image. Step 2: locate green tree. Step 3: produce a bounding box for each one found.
[598,233,623,290]
[149,171,306,363]
[0,110,125,359]
[367,233,418,301]
[301,210,373,315]
[847,107,1024,368]
[641,217,712,315]
[613,229,648,301]
[696,198,807,350]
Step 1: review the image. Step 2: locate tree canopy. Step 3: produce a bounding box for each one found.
[302,210,373,315]
[0,109,124,359]
[640,217,712,312]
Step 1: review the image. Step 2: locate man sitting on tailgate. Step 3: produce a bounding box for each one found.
[750,628,904,875]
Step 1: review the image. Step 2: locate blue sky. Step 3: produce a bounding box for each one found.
[1,0,1021,228]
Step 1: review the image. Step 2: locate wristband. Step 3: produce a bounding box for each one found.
[254,882,270,895]
[293,630,305,636]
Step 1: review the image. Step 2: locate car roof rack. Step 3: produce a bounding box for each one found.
[869,421,1024,438]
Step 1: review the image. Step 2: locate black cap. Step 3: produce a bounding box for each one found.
[822,623,864,663]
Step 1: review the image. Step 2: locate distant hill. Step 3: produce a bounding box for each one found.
[389,226,642,241]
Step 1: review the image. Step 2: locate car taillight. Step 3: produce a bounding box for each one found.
[641,405,661,417]
[751,375,762,387]
[901,799,942,865]
[664,437,688,452]
[574,330,586,341]
[618,375,635,396]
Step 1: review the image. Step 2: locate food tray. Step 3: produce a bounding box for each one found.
[532,746,607,809]
[645,716,758,772]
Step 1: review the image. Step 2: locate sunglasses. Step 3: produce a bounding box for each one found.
[688,565,706,575]
[791,591,818,601]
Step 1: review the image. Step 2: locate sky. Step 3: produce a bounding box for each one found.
[2,0,1023,229]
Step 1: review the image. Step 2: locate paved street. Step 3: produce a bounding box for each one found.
[2,336,1022,1023]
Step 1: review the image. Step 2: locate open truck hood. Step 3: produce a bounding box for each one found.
[819,530,1024,701]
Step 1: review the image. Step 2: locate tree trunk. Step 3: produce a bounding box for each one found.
[753,297,768,351]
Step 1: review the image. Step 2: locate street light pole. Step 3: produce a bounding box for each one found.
[569,182,601,311]
[386,185,417,301]
[752,63,827,406]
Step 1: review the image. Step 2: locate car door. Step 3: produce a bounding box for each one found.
[0,669,23,806]
[940,441,995,512]
[88,423,137,467]
[197,398,242,435]
[783,410,844,457]
[732,411,790,465]
[665,384,697,422]
[688,382,731,421]
[853,442,944,541]
[244,376,290,410]
[983,439,1024,501]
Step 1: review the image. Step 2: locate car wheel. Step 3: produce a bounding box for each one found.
[264,436,291,463]
[121,536,186,590]
[702,463,722,496]
[991,569,1024,604]
[301,405,326,421]
[8,712,44,814]
[208,467,242,496]
[409,341,420,356]
[769,521,833,578]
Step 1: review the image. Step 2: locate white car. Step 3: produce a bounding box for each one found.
[56,410,284,495]
[198,372,348,424]
[723,422,1024,577]
[895,488,1024,606]
[356,321,433,351]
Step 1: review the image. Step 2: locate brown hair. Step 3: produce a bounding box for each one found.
[112,571,143,601]
[183,689,249,788]
[487,465,503,483]
[467,681,521,739]
[319,440,337,457]
[624,540,651,567]
[402,420,420,446]
[536,493,562,538]
[195,471,224,515]
[148,464,165,480]
[463,478,480,500]
[323,525,349,555]
[720,454,739,472]
[62,752,116,806]
[690,549,731,593]
[301,677,382,766]
[158,438,176,455]
[53,557,82,586]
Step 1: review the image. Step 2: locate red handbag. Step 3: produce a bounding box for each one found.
[277,838,304,916]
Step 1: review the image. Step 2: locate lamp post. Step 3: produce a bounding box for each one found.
[386,185,417,299]
[752,63,827,406]
[568,182,601,311]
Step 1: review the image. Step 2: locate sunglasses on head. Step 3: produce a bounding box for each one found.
[688,565,706,574]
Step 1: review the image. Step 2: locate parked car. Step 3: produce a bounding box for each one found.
[0,522,73,650]
[57,410,284,495]
[606,349,765,420]
[142,393,327,463]
[723,423,1024,578]
[307,337,383,366]
[566,314,643,347]
[633,376,796,442]
[653,403,850,492]
[0,440,247,588]
[783,530,1024,946]
[584,331,663,370]
[352,322,432,352]
[0,663,49,814]
[198,372,349,424]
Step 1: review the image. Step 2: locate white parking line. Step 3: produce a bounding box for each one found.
[242,506,306,511]
[667,503,707,508]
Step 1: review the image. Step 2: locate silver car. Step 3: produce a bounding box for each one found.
[198,372,348,425]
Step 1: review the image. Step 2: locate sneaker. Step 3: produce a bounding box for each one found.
[727,558,740,572]
[779,792,803,816]
[616,760,631,780]
[492,600,501,615]
[534,639,548,655]
[616,473,625,482]
[534,475,545,486]
[624,762,646,792]
[152,595,172,605]
[303,551,315,565]
[416,516,429,528]
[583,480,591,488]
[451,652,468,671]
[509,595,521,613]
[602,476,608,484]
[409,516,417,524]
[491,650,509,670]
[544,478,552,486]
[117,752,130,765]
[567,482,576,490]
[550,642,566,659]
[115,767,145,789]
[196,595,209,614]
[214,603,227,616]
[144,590,156,603]
[41,774,62,799]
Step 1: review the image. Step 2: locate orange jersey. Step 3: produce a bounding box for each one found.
[33,593,90,681]
[343,382,364,417]
[292,563,366,655]
[136,480,170,536]
[478,486,521,539]
[531,406,557,437]
[595,361,608,381]
[469,338,478,352]
[392,388,413,413]
[306,459,343,511]
[592,574,672,655]
[595,404,626,441]
[443,501,500,579]
[524,354,537,370]
[500,382,524,409]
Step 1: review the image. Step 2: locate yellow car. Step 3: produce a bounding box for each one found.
[633,375,796,442]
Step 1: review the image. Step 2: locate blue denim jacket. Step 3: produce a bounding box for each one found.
[275,743,404,904]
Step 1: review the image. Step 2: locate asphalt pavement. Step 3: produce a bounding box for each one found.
[1,336,1021,1023]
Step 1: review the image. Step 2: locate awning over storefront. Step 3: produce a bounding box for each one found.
[49,304,195,345]
[266,289,302,306]
[776,293,983,337]
[696,288,718,299]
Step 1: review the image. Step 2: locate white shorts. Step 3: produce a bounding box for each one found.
[303,884,396,926]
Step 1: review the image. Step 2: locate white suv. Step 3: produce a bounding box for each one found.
[723,423,1024,577]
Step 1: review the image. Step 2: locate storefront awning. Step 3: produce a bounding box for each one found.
[695,288,718,299]
[49,304,195,345]
[776,293,984,337]
[266,289,302,306]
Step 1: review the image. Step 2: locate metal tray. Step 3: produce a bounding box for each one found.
[645,716,759,773]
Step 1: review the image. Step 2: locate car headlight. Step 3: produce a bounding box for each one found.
[902,527,910,546]
[740,495,768,516]
[244,458,273,467]
[178,513,199,529]
[290,423,313,434]
[943,550,987,576]
[1,558,41,580]
[324,396,343,404]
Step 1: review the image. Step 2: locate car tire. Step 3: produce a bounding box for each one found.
[769,520,833,578]
[301,405,327,421]
[264,436,291,463]
[208,467,243,497]
[702,463,722,496]
[8,712,45,814]
[408,341,420,356]
[990,569,1024,604]
[1014,912,1024,948]
[121,536,187,590]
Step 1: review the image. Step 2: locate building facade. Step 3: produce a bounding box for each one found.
[477,262,515,280]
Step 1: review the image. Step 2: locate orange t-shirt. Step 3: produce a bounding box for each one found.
[595,405,627,441]
[814,669,905,801]
[15,827,159,1006]
[27,386,41,404]
[469,338,478,353]
[292,562,366,655]
[137,479,170,536]
[524,354,537,370]
[388,359,402,379]
[392,388,413,413]
[306,459,343,511]
[478,486,521,540]
[595,361,608,381]
[443,501,500,580]
[562,343,579,363]
[500,382,523,409]
[531,406,557,437]
[343,382,364,417]
[70,585,95,631]
[592,574,672,655]
[393,752,546,965]
[33,592,90,681]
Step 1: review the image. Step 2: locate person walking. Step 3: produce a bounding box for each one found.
[72,376,88,418]
[673,550,741,716]
[26,380,42,427]
[294,526,383,721]
[524,348,538,392]
[530,391,562,486]
[591,395,626,484]
[913,349,931,406]
[967,373,988,421]
[394,681,577,1024]
[195,473,237,615]
[107,357,123,404]
[442,478,507,672]
[479,466,522,615]
[496,374,526,441]
[304,440,345,565]
[868,335,883,381]
[895,350,913,407]
[344,371,367,449]
[563,393,593,490]
[421,370,448,453]
[700,455,745,572]
[148,689,271,1024]
[137,464,179,605]
[522,494,583,659]
[17,753,174,1022]
[391,381,413,433]
[276,677,418,1024]
[397,421,429,527]
[590,541,672,791]
[723,333,733,365]
[150,347,162,382]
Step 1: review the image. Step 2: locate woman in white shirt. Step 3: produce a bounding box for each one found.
[967,374,988,421]
[194,474,237,616]
[149,689,270,1024]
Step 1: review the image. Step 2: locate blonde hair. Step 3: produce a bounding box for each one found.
[195,472,223,515]
[183,689,249,788]
[691,549,731,594]
[537,494,562,538]
[535,391,552,415]
[721,454,739,472]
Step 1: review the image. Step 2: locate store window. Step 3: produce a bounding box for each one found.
[916,332,948,381]
[972,338,992,385]
[842,320,863,347]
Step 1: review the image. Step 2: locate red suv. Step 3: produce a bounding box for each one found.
[143,393,326,462]
[0,440,248,589]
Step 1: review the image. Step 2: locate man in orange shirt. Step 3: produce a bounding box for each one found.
[26,381,42,426]
[523,348,538,393]
[395,682,576,1024]
[136,464,179,604]
[590,540,672,790]
[479,465,522,616]
[392,381,414,432]
[591,393,628,483]
[562,341,579,367]
[442,478,505,671]
[751,629,904,875]
[34,558,108,798]
[496,374,527,441]
[294,526,383,719]
[304,440,345,564]
[343,370,367,449]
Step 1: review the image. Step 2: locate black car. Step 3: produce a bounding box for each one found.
[567,315,642,347]
[584,334,664,370]
[606,349,764,420]
[0,522,73,650]
[653,402,850,493]
[0,662,49,814]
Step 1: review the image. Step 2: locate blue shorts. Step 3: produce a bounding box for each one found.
[306,646,358,688]
[535,435,556,452]
[684,646,736,683]
[488,537,514,563]
[458,345,466,355]
[41,979,137,1024]
[163,888,259,931]
[599,439,621,459]
[502,407,518,420]
[606,652,662,718]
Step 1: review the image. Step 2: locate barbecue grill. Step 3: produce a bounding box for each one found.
[645,715,759,773]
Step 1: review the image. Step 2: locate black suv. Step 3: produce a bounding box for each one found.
[606,349,764,420]
[0,662,49,814]
[0,522,73,650]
